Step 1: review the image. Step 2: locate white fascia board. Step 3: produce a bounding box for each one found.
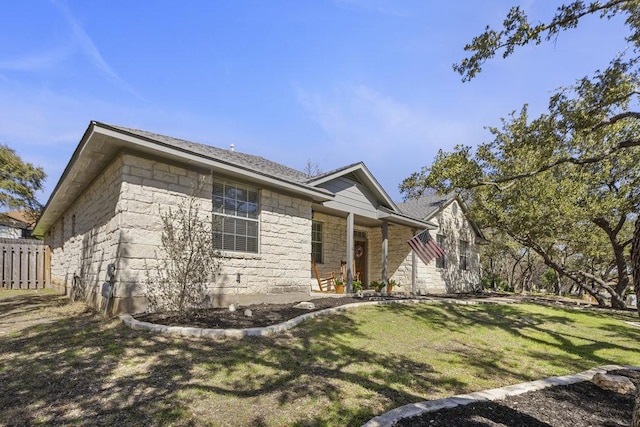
[94,126,334,202]
[306,163,362,186]
[33,126,101,236]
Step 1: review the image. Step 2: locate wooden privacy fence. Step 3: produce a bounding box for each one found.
[0,238,50,289]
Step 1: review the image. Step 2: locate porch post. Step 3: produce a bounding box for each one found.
[346,211,354,293]
[381,220,388,293]
[411,228,417,295]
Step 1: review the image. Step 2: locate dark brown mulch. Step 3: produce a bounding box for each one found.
[135,296,390,329]
[135,292,510,329]
[395,369,640,427]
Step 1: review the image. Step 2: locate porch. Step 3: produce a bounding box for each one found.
[305,163,436,295]
[309,208,434,295]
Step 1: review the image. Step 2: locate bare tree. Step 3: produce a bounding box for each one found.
[146,178,221,313]
[303,160,322,177]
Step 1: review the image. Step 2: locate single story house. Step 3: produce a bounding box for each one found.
[0,211,34,239]
[33,121,484,314]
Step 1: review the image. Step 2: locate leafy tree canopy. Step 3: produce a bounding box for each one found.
[454,0,640,82]
[401,1,640,309]
[0,144,45,213]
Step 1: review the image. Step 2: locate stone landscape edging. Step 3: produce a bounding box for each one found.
[119,297,497,339]
[361,364,640,427]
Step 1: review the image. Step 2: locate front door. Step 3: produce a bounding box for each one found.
[354,239,367,284]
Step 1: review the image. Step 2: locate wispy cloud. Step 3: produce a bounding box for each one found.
[0,46,72,71]
[333,0,408,17]
[294,83,488,199]
[51,0,146,101]
[296,84,432,148]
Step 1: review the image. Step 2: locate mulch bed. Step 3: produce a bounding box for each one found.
[135,292,506,329]
[395,369,640,427]
[133,292,631,330]
[135,296,386,329]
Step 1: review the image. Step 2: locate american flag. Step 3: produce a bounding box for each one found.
[407,229,445,266]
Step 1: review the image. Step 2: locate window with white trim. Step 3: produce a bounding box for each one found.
[459,240,469,271]
[436,234,446,269]
[311,221,323,263]
[212,180,259,253]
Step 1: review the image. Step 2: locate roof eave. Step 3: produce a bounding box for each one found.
[34,122,334,237]
[377,208,437,229]
[95,125,334,201]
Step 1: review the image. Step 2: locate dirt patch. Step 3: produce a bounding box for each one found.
[395,369,640,427]
[0,291,86,335]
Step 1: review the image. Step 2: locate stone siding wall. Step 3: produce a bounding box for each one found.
[46,156,124,309]
[396,200,481,294]
[115,154,206,312]
[216,188,312,298]
[387,225,418,291]
[0,226,23,239]
[48,152,314,313]
[310,212,346,288]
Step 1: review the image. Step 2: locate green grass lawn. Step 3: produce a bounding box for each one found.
[1,291,638,426]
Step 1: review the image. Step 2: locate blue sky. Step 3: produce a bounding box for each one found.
[0,1,630,205]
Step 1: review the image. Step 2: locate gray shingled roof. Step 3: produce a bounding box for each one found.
[105,123,312,185]
[396,192,455,220]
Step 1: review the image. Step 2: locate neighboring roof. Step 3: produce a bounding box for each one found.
[397,192,488,242]
[0,213,29,229]
[2,210,35,226]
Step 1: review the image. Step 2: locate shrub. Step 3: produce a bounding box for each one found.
[146,179,221,313]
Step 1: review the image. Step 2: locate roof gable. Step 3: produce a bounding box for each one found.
[307,162,398,212]
[397,192,487,242]
[397,192,453,220]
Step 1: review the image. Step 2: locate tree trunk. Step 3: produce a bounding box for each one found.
[516,234,608,306]
[633,217,640,316]
[592,216,631,309]
[579,281,607,306]
[632,220,640,427]
[489,257,497,290]
[633,380,640,427]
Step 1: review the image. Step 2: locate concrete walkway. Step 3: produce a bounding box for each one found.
[362,365,640,427]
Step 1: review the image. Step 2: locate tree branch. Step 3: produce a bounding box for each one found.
[471,138,640,190]
[592,111,640,131]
